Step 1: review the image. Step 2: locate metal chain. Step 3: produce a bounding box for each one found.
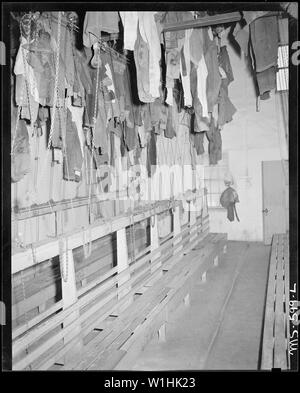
[79,45,101,262]
[85,43,101,254]
[33,126,40,194]
[82,225,92,259]
[59,237,69,282]
[47,11,62,151]
[31,243,37,265]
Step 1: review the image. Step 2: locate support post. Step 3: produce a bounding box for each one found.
[189,200,197,243]
[116,228,131,306]
[60,239,83,368]
[149,213,162,281]
[173,205,182,255]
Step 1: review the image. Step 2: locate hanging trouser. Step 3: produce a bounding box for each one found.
[256,66,276,96]
[203,28,222,113]
[206,118,222,165]
[249,15,279,73]
[147,130,157,177]
[218,46,234,84]
[217,78,237,127]
[11,119,31,183]
[227,202,240,222]
[63,108,84,182]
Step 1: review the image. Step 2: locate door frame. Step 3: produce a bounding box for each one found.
[262,160,288,245]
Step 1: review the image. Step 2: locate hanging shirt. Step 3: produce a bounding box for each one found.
[249,15,279,72]
[217,78,237,127]
[120,11,139,51]
[180,29,193,107]
[14,37,40,119]
[134,25,153,103]
[63,108,84,182]
[190,28,204,66]
[11,118,31,183]
[138,12,161,100]
[197,57,209,118]
[218,46,234,84]
[206,117,222,166]
[83,12,120,47]
[203,28,222,113]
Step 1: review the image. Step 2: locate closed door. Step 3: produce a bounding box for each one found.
[262,161,288,245]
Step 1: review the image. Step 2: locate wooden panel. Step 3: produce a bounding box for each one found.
[273,236,287,369]
[261,234,290,370]
[283,234,290,368]
[261,234,278,369]
[262,162,287,245]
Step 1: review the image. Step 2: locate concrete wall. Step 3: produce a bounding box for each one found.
[208,28,288,241]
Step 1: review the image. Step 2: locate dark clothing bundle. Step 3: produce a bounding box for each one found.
[233,14,279,98]
[203,29,222,113]
[250,15,279,97]
[190,130,205,155]
[217,78,237,127]
[220,186,240,222]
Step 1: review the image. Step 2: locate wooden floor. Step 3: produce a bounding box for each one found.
[132,241,270,370]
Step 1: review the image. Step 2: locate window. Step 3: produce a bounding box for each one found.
[276,45,289,92]
[203,152,229,209]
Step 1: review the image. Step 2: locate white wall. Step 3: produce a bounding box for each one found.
[208,29,288,241]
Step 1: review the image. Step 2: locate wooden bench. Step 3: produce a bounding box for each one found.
[65,232,227,370]
[11,193,222,370]
[261,233,290,370]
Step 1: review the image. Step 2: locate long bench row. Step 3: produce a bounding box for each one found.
[261,233,290,370]
[12,193,209,370]
[63,233,227,371]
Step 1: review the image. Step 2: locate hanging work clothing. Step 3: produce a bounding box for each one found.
[120,11,139,51]
[217,78,237,127]
[203,28,222,113]
[249,15,279,97]
[11,118,31,183]
[206,117,222,165]
[190,129,205,155]
[220,186,240,222]
[218,46,234,84]
[146,130,157,177]
[249,15,279,73]
[83,12,119,47]
[63,108,84,182]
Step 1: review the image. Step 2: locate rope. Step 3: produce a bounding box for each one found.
[46,11,62,151]
[80,38,103,258]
